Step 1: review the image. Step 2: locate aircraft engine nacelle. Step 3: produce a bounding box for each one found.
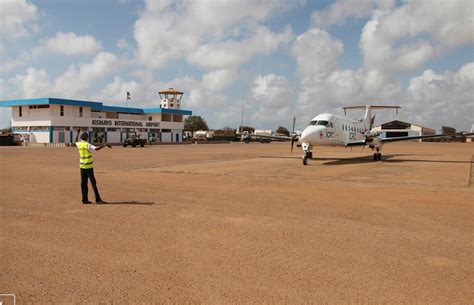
[364,132,379,143]
[366,135,381,148]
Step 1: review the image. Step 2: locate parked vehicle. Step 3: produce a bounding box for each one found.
[123,135,146,147]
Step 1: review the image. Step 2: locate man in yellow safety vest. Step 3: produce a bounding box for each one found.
[76,132,111,204]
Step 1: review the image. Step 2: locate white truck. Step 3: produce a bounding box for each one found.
[193,130,214,142]
[241,130,273,143]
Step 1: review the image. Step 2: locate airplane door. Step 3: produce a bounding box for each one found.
[332,119,341,142]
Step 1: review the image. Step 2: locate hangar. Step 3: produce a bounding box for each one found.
[372,120,435,141]
[0,88,192,145]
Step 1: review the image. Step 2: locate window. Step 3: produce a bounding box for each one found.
[309,120,328,126]
[170,103,174,107]
[19,106,22,117]
[60,105,64,116]
[79,107,83,117]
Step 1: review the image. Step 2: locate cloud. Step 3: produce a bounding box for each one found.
[360,0,474,73]
[311,0,395,28]
[187,26,293,70]
[36,32,102,56]
[0,52,31,76]
[53,52,118,97]
[251,74,293,109]
[95,76,140,103]
[116,39,129,49]
[134,0,300,70]
[5,67,52,98]
[0,0,38,39]
[244,74,295,129]
[290,28,402,127]
[291,28,343,78]
[404,62,474,130]
[202,69,238,91]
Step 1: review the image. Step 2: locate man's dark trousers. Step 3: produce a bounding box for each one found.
[80,168,102,202]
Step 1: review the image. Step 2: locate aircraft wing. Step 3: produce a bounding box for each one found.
[381,132,473,143]
[252,133,293,141]
[346,140,366,147]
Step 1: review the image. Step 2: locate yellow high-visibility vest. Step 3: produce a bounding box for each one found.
[76,141,94,169]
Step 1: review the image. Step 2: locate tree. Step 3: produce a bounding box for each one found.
[184,116,208,132]
[214,127,236,136]
[441,126,456,134]
[275,126,289,136]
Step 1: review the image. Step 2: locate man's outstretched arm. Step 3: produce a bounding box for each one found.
[95,144,112,151]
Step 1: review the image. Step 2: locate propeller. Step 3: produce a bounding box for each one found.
[361,114,376,152]
[290,117,296,153]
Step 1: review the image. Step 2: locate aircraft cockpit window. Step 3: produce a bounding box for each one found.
[309,120,329,126]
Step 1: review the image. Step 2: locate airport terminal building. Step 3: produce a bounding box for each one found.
[372,120,435,141]
[0,88,192,144]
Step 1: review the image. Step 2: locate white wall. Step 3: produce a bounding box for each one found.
[29,131,50,143]
[118,113,147,120]
[107,131,121,143]
[161,132,171,142]
[91,111,106,118]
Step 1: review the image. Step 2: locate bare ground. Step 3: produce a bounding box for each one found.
[0,142,473,303]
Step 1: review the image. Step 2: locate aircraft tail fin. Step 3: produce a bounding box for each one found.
[342,105,401,130]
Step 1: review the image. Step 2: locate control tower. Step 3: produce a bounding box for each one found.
[159,88,183,109]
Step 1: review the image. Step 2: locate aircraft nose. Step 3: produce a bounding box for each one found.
[301,126,326,143]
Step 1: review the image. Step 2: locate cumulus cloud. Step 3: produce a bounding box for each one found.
[311,0,395,28]
[251,74,293,109]
[116,39,129,49]
[244,73,297,129]
[187,26,293,70]
[2,53,119,100]
[291,28,343,78]
[36,32,102,56]
[360,0,474,73]
[5,67,52,98]
[96,76,140,103]
[54,52,118,97]
[202,69,238,91]
[404,63,474,130]
[0,52,30,76]
[0,0,38,39]
[290,28,401,125]
[134,0,300,70]
[187,88,229,109]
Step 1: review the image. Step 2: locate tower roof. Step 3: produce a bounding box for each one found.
[159,88,183,95]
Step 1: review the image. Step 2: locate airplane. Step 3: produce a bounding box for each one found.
[253,105,473,165]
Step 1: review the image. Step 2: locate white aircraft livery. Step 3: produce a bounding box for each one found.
[254,105,472,165]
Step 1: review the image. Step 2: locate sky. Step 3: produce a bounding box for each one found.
[0,0,473,131]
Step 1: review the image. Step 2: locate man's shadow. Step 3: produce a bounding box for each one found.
[103,201,159,205]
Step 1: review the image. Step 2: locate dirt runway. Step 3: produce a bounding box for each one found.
[1,142,473,303]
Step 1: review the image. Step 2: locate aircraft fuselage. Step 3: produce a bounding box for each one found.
[300,113,370,147]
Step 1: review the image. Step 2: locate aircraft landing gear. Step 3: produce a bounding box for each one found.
[373,147,382,161]
[373,152,382,161]
[302,143,312,166]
